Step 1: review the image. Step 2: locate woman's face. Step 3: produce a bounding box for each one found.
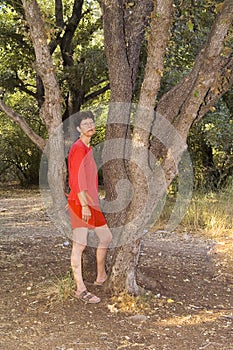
[78,118,96,137]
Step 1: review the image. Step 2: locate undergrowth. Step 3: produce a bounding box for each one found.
[156,180,233,239]
[181,182,233,238]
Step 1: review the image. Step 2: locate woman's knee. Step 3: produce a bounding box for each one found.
[105,229,113,245]
[97,227,112,247]
[72,228,88,248]
[72,241,87,254]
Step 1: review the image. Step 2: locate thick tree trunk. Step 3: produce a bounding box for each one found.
[101,0,154,186]
[104,0,233,295]
[102,0,173,294]
[22,0,69,235]
[101,1,136,229]
[107,239,142,294]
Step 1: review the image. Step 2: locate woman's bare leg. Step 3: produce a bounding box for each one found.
[71,227,101,303]
[94,225,112,283]
[71,227,88,293]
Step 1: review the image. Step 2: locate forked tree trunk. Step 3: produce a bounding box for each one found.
[102,0,174,294]
[101,0,154,226]
[102,0,233,295]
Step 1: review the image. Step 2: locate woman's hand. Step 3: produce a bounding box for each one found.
[82,205,91,222]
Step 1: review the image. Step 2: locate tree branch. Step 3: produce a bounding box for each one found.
[60,0,84,66]
[157,0,233,126]
[55,0,64,28]
[0,98,46,151]
[152,0,233,161]
[84,83,110,103]
[133,0,174,150]
[198,54,233,120]
[22,0,63,130]
[173,0,233,136]
[14,71,37,98]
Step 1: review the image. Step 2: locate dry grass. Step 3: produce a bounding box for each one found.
[41,269,75,304]
[109,291,156,314]
[155,181,233,240]
[56,269,75,300]
[181,185,233,239]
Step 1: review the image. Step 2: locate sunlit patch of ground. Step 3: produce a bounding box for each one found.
[0,187,232,350]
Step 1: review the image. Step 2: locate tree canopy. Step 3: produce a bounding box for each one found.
[0,0,232,188]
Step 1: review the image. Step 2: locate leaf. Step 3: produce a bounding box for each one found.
[209,106,216,112]
[194,90,199,98]
[187,20,194,32]
[167,298,175,303]
[216,2,224,13]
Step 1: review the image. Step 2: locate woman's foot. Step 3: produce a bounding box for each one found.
[94,275,107,286]
[75,290,101,304]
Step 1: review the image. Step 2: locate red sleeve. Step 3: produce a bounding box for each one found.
[68,143,88,195]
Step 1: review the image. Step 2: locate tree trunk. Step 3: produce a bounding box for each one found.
[22,0,70,236]
[101,0,136,228]
[102,0,173,294]
[103,0,233,295]
[1,0,232,297]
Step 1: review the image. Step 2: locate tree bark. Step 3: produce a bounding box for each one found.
[21,0,69,235]
[101,0,153,217]
[101,0,136,228]
[103,0,173,294]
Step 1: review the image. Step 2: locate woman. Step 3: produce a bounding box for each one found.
[68,111,112,304]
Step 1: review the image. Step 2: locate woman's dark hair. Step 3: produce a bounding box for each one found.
[73,111,95,128]
[63,111,95,152]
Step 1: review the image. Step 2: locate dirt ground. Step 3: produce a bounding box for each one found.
[0,187,232,350]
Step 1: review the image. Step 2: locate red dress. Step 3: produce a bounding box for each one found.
[68,139,106,229]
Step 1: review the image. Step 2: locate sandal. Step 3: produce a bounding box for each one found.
[94,276,108,286]
[94,279,107,286]
[75,290,101,304]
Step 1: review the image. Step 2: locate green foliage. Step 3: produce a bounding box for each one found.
[0,116,42,186]
[0,3,35,93]
[0,93,46,186]
[161,0,221,92]
[0,0,108,185]
[157,0,232,191]
[0,0,232,192]
[188,97,233,190]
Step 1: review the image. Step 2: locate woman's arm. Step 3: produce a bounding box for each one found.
[78,190,91,222]
[69,144,88,197]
